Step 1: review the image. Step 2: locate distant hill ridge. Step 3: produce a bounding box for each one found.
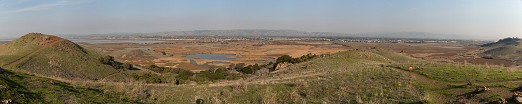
[0,33,121,80]
[481,37,522,62]
[66,29,471,40]
[481,37,521,47]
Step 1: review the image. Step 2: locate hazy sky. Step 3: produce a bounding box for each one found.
[0,0,521,39]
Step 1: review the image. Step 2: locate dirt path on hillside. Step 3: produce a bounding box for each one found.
[389,67,440,85]
[3,39,64,68]
[208,72,325,87]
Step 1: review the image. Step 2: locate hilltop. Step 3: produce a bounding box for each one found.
[0,33,124,80]
[481,37,522,62]
[481,37,521,48]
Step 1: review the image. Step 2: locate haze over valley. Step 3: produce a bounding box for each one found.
[1,0,522,104]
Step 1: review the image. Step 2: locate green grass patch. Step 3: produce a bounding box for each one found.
[391,63,522,82]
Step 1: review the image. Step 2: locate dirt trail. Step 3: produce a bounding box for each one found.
[3,39,64,68]
[208,72,324,87]
[388,67,441,85]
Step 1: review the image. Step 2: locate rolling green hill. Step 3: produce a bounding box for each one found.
[0,33,122,80]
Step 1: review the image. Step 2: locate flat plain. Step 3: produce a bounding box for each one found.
[80,38,515,72]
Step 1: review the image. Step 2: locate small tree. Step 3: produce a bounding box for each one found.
[252,64,261,70]
[276,55,292,63]
[196,99,204,104]
[239,65,255,74]
[99,55,115,65]
[175,79,181,85]
[235,63,246,70]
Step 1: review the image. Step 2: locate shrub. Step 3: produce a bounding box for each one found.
[99,55,116,65]
[239,66,255,74]
[149,65,166,73]
[123,63,133,70]
[276,55,293,64]
[98,55,133,69]
[196,99,204,104]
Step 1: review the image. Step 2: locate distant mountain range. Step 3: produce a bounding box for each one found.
[63,29,473,40]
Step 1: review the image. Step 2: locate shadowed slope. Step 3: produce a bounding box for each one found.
[0,67,135,103]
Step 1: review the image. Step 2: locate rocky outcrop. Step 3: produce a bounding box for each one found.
[475,86,490,92]
[493,98,507,104]
[1,99,12,104]
[513,91,522,103]
[274,62,291,71]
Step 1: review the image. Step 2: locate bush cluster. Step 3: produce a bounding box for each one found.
[133,53,323,84]
[147,65,239,84]
[228,63,264,74]
[227,53,319,74]
[275,53,317,65]
[99,55,133,70]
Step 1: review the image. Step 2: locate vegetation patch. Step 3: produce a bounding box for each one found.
[0,68,136,103]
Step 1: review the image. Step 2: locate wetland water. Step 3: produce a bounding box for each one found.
[186,54,274,68]
[186,54,236,67]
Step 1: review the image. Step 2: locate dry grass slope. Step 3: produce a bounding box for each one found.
[0,67,136,103]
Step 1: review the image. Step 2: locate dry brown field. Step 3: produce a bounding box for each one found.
[83,39,346,71]
[81,39,515,71]
[336,42,517,66]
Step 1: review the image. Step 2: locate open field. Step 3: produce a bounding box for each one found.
[80,38,516,71]
[83,39,347,71]
[335,42,517,67]
[3,34,522,103]
[50,49,522,103]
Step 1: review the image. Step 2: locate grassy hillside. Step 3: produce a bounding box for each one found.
[0,67,135,103]
[483,45,522,61]
[71,49,518,103]
[481,37,520,48]
[481,37,522,61]
[0,33,122,80]
[90,50,424,103]
[2,34,521,103]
